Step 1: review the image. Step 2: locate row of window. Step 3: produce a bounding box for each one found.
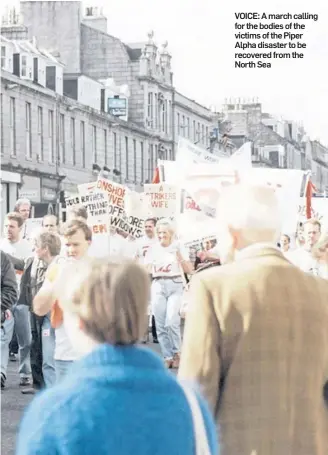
[9,97,87,167]
[176,113,209,146]
[146,92,210,148]
[4,96,164,183]
[147,92,172,134]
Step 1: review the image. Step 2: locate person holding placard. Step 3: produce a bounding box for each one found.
[146,219,193,369]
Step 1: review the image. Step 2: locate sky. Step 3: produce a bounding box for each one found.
[98,0,328,146]
[3,0,328,145]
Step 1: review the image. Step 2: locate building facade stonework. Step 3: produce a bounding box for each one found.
[1,1,217,215]
[219,99,328,193]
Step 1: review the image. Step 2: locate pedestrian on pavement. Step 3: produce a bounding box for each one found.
[16,258,218,455]
[19,231,62,394]
[0,212,33,387]
[33,220,92,382]
[146,218,193,369]
[179,184,328,455]
[134,218,159,344]
[1,251,18,389]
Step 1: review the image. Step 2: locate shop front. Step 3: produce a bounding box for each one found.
[1,170,21,223]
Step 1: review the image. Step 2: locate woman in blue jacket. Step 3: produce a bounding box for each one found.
[16,258,219,455]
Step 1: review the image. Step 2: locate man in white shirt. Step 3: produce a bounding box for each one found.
[0,212,33,386]
[286,219,322,275]
[135,218,158,343]
[33,219,92,382]
[108,227,127,257]
[135,218,158,264]
[14,198,31,240]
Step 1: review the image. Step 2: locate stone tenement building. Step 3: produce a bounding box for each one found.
[219,99,328,193]
[1,1,216,217]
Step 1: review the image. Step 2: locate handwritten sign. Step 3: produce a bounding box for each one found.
[77,182,110,258]
[96,178,125,208]
[144,184,177,217]
[97,178,143,238]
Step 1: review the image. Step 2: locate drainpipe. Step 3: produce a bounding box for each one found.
[172,89,176,159]
[55,95,61,214]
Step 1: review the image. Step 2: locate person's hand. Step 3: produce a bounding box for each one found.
[197,251,207,262]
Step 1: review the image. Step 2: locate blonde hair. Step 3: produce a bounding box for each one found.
[59,258,150,345]
[156,218,176,238]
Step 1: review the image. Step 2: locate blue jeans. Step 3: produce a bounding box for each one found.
[151,278,183,360]
[1,311,15,378]
[42,314,56,387]
[13,304,32,379]
[55,360,74,383]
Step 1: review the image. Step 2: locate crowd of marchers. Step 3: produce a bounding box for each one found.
[1,184,328,455]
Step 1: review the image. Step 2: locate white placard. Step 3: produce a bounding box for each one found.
[144,183,177,218]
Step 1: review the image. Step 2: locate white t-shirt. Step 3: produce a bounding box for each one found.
[42,257,78,361]
[55,325,77,361]
[0,237,33,259]
[146,242,189,278]
[108,233,127,257]
[0,237,33,287]
[124,237,138,259]
[135,236,157,265]
[286,248,322,276]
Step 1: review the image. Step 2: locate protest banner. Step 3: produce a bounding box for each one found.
[25,218,43,240]
[160,140,251,185]
[97,178,143,238]
[65,194,80,208]
[124,190,147,237]
[180,163,237,217]
[181,191,202,213]
[96,178,125,207]
[77,184,109,218]
[144,184,177,218]
[78,182,110,257]
[176,138,221,165]
[176,164,237,246]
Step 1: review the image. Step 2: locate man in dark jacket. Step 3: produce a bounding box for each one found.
[1,251,18,388]
[19,231,61,394]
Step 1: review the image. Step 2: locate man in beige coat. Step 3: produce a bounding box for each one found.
[179,184,328,455]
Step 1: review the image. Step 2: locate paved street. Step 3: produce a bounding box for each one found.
[1,360,32,455]
[1,343,163,455]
